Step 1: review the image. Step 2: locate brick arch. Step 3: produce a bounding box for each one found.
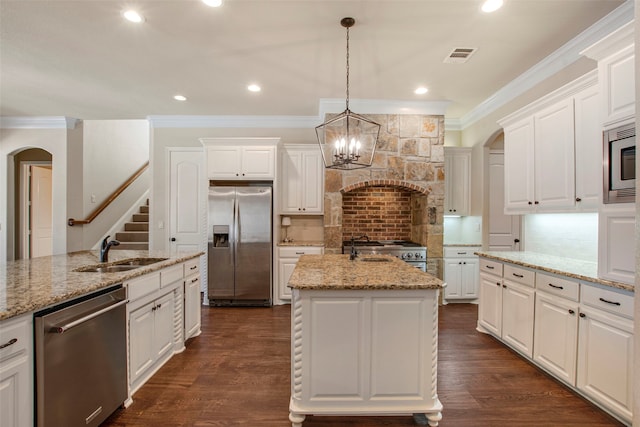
[341,179,430,195]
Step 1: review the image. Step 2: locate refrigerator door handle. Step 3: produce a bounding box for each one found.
[233,195,239,267]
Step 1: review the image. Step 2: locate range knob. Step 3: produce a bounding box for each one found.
[414,252,422,259]
[400,253,407,260]
[406,253,413,259]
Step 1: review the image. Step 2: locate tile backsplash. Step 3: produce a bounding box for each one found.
[523,213,598,262]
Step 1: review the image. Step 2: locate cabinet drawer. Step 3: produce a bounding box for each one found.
[479,258,503,276]
[581,283,634,319]
[184,259,200,276]
[278,246,323,258]
[444,247,480,258]
[504,264,535,288]
[127,271,161,302]
[161,264,184,288]
[536,272,579,301]
[0,314,31,362]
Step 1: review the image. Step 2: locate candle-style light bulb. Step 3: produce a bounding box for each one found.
[355,140,361,156]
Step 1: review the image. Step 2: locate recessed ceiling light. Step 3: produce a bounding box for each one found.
[414,87,428,95]
[123,10,144,23]
[481,0,503,13]
[247,84,261,93]
[202,0,223,7]
[174,95,187,101]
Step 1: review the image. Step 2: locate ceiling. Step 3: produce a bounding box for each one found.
[0,0,630,123]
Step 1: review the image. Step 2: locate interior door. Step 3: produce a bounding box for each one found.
[30,165,53,258]
[169,149,205,254]
[489,152,521,251]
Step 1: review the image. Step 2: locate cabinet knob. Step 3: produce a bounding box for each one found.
[575,197,582,202]
[514,238,520,243]
[236,173,239,176]
[496,282,501,286]
[528,201,532,205]
[502,284,506,288]
[579,313,586,318]
[171,237,176,242]
[568,309,575,315]
[534,201,539,205]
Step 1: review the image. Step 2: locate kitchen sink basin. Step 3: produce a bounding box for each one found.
[74,257,168,273]
[358,257,392,263]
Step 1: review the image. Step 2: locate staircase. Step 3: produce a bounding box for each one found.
[112,200,149,251]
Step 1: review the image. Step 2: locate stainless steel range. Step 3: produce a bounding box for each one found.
[342,239,427,271]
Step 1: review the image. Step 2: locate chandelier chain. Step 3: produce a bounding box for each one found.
[345,25,350,111]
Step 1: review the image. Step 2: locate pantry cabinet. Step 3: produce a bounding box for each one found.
[443,246,480,301]
[184,258,202,340]
[0,314,33,427]
[500,72,599,214]
[444,147,471,216]
[281,145,323,214]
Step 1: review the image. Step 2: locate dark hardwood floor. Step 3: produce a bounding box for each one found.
[103,303,625,427]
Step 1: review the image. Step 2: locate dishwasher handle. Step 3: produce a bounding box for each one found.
[51,299,128,334]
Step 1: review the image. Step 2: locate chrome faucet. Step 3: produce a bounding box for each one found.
[349,235,370,260]
[99,235,120,263]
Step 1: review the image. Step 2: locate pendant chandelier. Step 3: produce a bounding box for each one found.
[316,17,381,170]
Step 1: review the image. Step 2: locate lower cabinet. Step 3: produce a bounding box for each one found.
[477,255,634,425]
[184,258,202,340]
[129,290,176,393]
[443,246,480,302]
[0,314,33,427]
[276,246,323,303]
[533,291,579,385]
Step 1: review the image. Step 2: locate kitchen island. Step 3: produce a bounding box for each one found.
[287,254,444,427]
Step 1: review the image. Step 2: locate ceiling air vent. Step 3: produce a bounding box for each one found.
[444,48,477,64]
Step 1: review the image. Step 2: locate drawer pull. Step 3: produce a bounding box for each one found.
[191,277,199,283]
[190,265,197,270]
[457,252,467,255]
[295,252,305,255]
[512,273,524,278]
[547,283,564,290]
[599,297,621,306]
[0,338,18,350]
[486,265,495,270]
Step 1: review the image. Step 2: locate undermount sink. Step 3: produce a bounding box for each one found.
[358,257,392,263]
[74,257,168,273]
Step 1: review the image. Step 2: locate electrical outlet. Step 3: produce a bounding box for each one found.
[91,194,96,203]
[158,221,164,229]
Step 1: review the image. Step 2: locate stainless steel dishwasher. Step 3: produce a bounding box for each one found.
[34,285,128,427]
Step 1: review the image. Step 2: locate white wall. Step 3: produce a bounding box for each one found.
[522,213,598,262]
[0,127,71,260]
[443,216,482,245]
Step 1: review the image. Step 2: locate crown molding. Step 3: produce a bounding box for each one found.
[148,115,319,129]
[318,98,451,118]
[0,116,80,129]
[458,1,634,130]
[581,20,635,60]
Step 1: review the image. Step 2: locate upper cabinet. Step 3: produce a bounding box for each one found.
[581,21,635,128]
[201,138,278,180]
[499,72,600,214]
[444,147,471,216]
[280,145,324,214]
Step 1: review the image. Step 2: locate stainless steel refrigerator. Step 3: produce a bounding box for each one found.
[208,184,272,306]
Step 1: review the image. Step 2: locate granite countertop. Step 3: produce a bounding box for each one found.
[277,241,325,247]
[288,254,443,291]
[475,251,634,293]
[0,250,203,320]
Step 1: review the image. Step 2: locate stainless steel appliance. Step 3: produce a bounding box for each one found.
[208,183,272,306]
[34,285,128,427]
[342,239,427,271]
[604,123,635,203]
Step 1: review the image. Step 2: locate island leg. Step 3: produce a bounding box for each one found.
[289,412,305,427]
[426,411,442,426]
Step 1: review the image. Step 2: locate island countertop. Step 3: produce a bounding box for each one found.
[0,250,203,320]
[288,254,444,290]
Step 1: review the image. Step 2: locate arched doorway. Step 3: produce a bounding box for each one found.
[14,148,53,259]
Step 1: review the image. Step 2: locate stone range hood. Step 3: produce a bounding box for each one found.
[323,114,445,279]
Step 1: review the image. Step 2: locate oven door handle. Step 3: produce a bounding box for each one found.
[51,299,128,334]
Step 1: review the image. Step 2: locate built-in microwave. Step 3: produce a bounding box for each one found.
[603,123,635,204]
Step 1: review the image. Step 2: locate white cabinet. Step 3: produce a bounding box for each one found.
[0,314,33,427]
[577,282,635,423]
[276,246,323,303]
[184,258,202,340]
[281,145,324,214]
[501,279,535,358]
[443,246,479,301]
[533,290,579,385]
[201,138,279,180]
[500,73,600,214]
[598,205,636,285]
[444,147,471,216]
[477,259,503,336]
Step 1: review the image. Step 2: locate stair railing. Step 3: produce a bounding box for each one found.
[68,161,149,226]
